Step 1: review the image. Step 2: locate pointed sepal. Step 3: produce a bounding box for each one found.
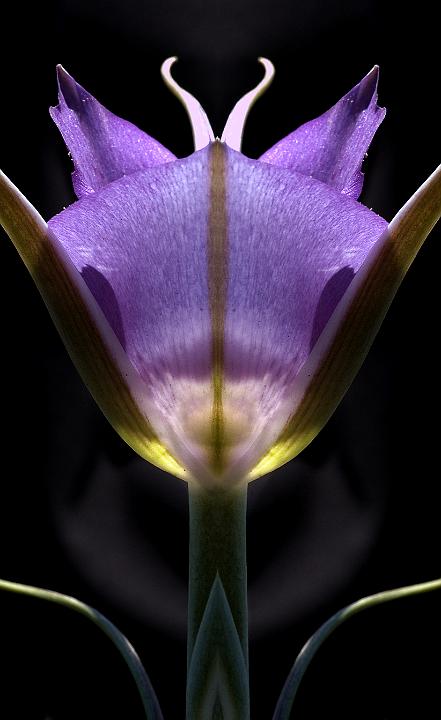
[260,67,385,199]
[0,169,185,478]
[50,65,176,198]
[250,162,441,480]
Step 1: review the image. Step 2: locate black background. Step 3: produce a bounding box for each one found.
[1,1,440,718]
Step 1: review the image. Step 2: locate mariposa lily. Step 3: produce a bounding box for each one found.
[1,59,440,489]
[2,59,441,720]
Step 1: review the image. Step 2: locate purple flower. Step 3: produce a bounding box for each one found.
[1,60,440,488]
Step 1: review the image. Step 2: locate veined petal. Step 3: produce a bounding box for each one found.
[50,66,176,198]
[220,145,387,480]
[249,162,441,480]
[6,65,438,488]
[0,169,185,480]
[259,67,385,199]
[49,143,387,485]
[48,149,219,485]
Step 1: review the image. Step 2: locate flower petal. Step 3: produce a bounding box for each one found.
[0,168,185,479]
[50,66,176,198]
[221,146,387,479]
[259,67,385,199]
[48,149,218,484]
[249,162,441,480]
[48,143,387,484]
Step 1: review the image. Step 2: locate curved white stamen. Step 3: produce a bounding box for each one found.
[161,57,215,151]
[221,58,275,151]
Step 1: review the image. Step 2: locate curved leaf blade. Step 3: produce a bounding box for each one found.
[0,577,163,720]
[273,577,441,720]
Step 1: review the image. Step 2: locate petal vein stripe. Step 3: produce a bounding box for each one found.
[209,142,228,474]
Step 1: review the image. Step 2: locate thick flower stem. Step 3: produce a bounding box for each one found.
[187,483,249,719]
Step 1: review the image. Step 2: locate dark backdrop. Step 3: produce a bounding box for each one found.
[1,1,440,718]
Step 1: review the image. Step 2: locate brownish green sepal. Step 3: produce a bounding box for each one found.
[250,163,441,479]
[0,170,185,478]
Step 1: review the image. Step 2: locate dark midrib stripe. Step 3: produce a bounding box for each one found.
[208,142,228,473]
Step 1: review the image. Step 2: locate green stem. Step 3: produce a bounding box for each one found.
[273,576,441,720]
[0,577,162,720]
[187,484,248,665]
[187,483,249,717]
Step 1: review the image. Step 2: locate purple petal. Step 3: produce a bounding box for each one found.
[0,167,185,480]
[50,66,176,198]
[222,146,387,476]
[48,143,387,483]
[49,149,216,483]
[250,160,441,480]
[259,67,385,199]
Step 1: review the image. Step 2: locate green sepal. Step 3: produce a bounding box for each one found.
[187,574,250,720]
[0,169,185,480]
[272,576,441,720]
[251,162,441,480]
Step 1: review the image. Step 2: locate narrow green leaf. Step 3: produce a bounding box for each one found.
[0,577,163,720]
[273,577,441,720]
